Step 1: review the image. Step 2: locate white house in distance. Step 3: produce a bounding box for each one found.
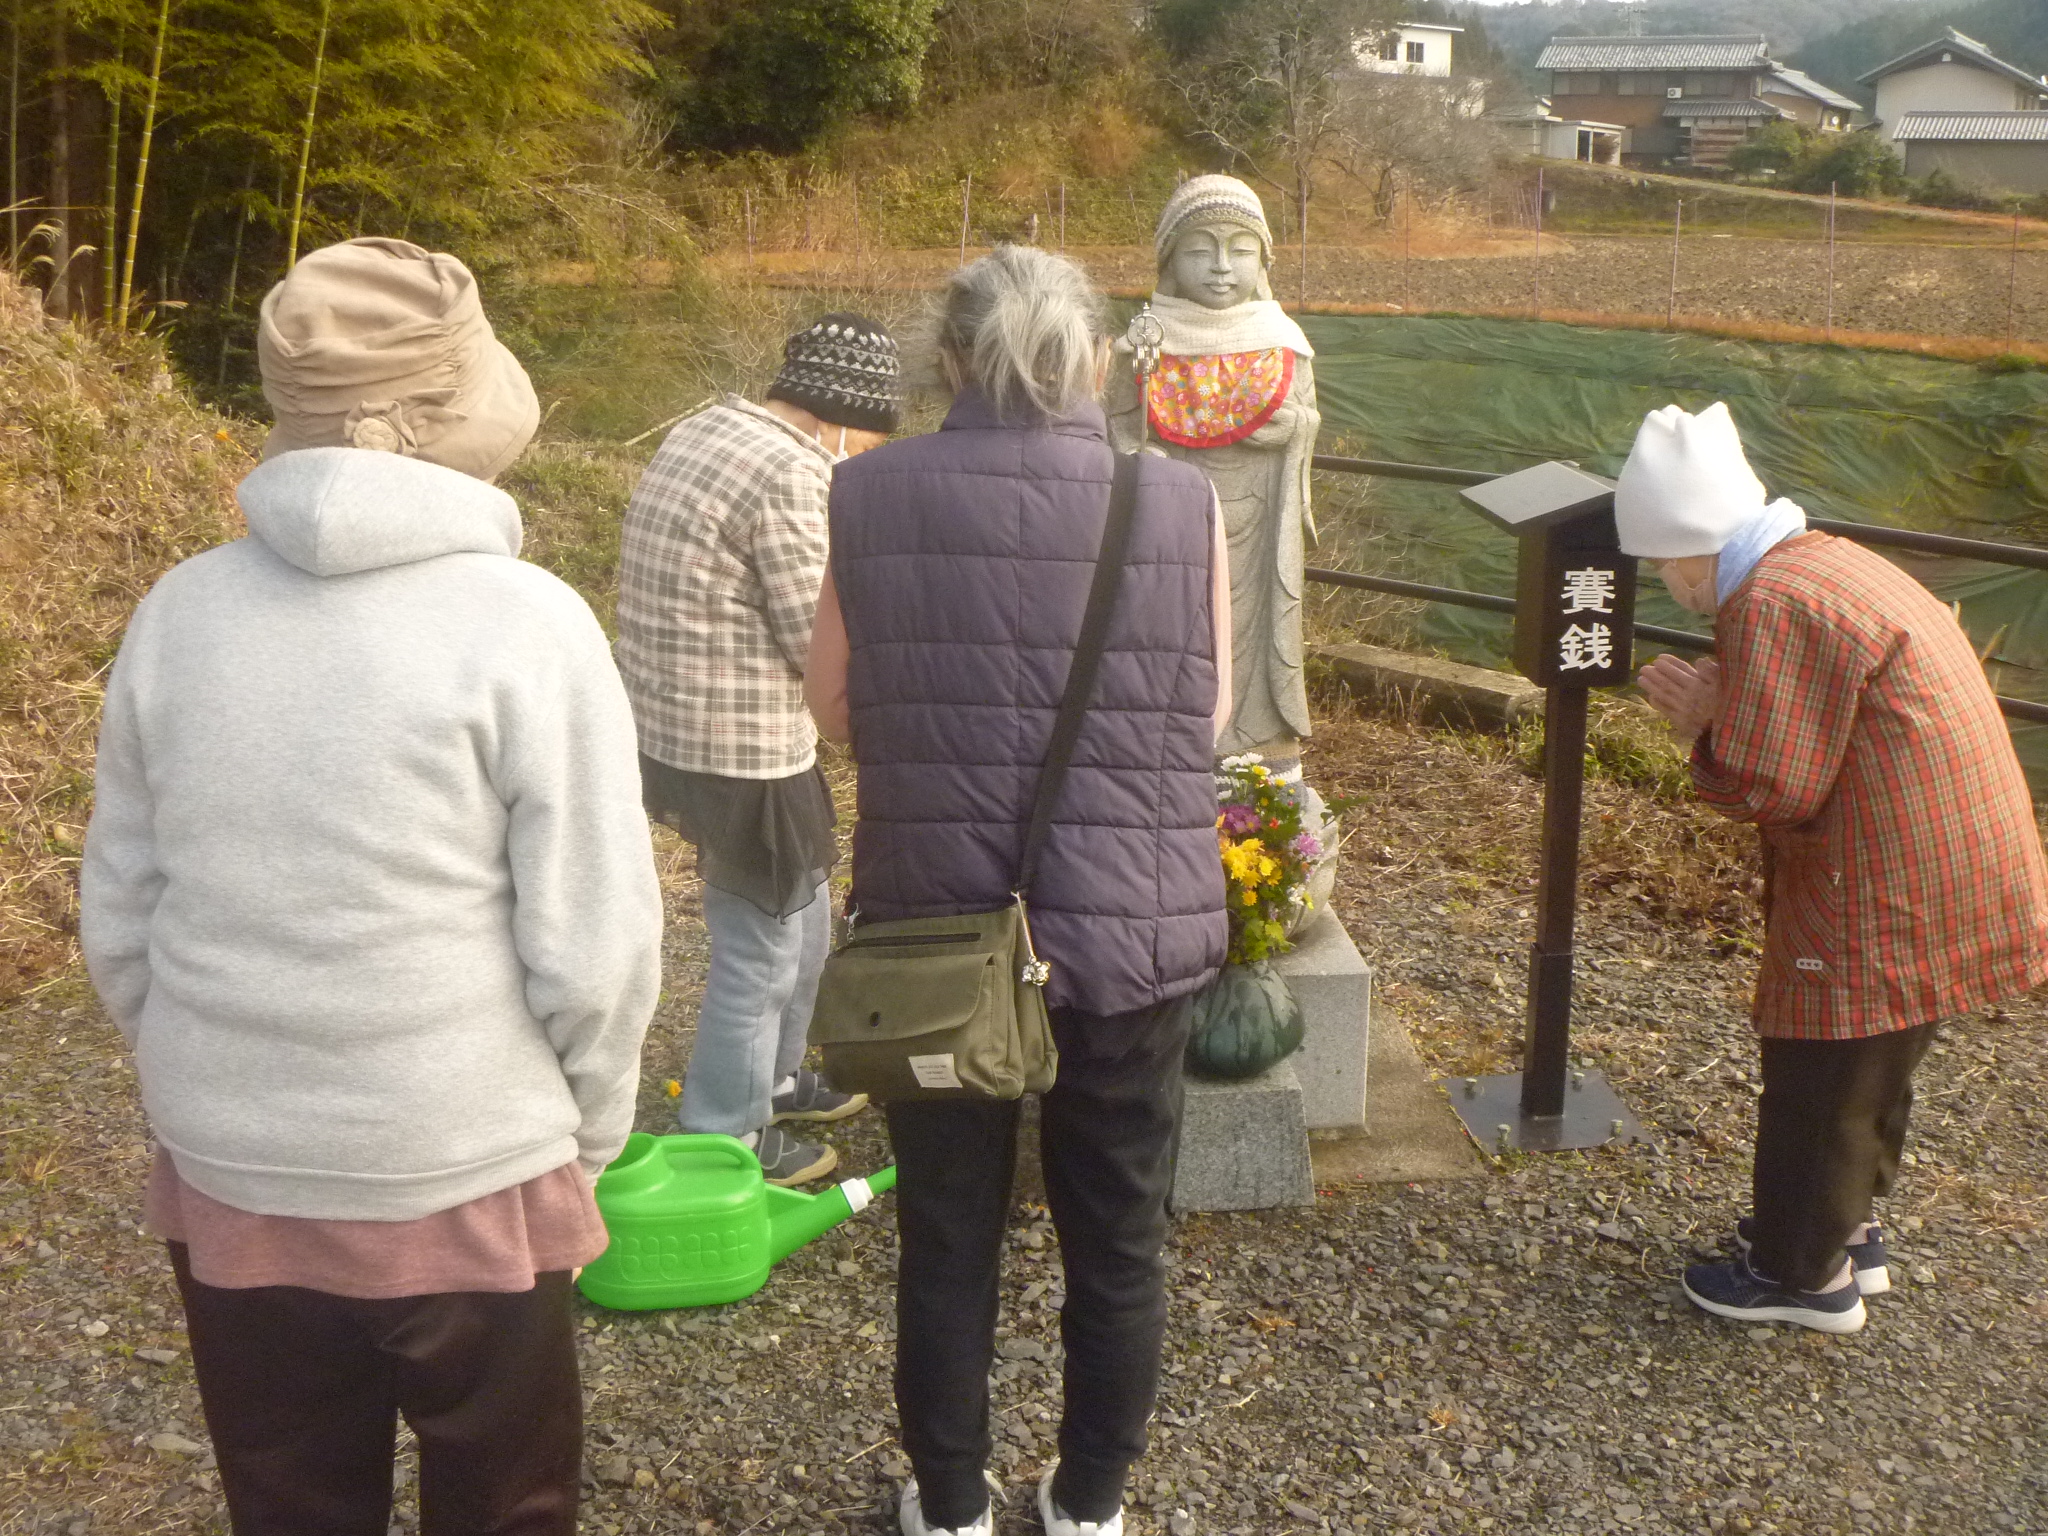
[1487,100,1625,165]
[1359,22,1461,79]
[1355,21,1487,116]
[1859,29,2048,142]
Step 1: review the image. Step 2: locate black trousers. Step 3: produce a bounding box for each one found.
[1750,1023,1936,1293]
[169,1244,583,1536]
[886,994,1193,1528]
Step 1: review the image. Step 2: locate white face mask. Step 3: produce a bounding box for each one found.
[815,422,850,464]
[1658,557,1719,617]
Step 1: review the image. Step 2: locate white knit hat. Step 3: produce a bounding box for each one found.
[1154,175,1273,268]
[1613,401,1769,559]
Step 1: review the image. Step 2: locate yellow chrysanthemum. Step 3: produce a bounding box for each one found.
[1220,837,1267,884]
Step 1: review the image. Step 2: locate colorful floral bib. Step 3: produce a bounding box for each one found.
[1145,348,1295,448]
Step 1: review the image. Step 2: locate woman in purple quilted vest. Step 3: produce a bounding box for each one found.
[805,245,1231,1536]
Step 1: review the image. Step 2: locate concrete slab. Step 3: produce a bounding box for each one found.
[1315,642,1540,734]
[1309,997,1486,1187]
[1171,1061,1315,1212]
[1274,910,1371,1131]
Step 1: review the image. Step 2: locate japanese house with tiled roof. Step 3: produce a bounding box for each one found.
[1534,34,1852,167]
[1860,29,2048,143]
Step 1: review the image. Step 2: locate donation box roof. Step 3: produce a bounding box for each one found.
[1460,461,1617,537]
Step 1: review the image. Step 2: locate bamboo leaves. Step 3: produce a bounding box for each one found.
[9,0,663,327]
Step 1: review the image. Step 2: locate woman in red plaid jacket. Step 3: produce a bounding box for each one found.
[1622,402,2048,1335]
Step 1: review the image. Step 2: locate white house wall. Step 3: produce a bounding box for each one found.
[1875,64,2038,138]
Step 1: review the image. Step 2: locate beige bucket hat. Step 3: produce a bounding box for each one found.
[257,237,539,482]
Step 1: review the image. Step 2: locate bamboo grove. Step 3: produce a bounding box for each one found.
[7,0,661,372]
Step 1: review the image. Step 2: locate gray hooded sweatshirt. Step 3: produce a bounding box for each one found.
[81,447,663,1222]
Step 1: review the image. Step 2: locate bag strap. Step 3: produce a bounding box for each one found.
[1016,451,1140,899]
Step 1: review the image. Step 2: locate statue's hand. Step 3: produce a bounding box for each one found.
[1245,398,1309,447]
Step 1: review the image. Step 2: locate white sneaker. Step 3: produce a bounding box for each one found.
[1037,1466,1124,1536]
[899,1478,993,1536]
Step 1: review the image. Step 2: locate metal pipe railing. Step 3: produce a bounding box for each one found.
[1307,566,1716,653]
[1306,456,2048,728]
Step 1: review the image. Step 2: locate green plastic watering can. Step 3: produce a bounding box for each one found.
[577,1132,897,1311]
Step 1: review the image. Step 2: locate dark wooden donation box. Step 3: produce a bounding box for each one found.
[1465,460,1637,688]
[1449,462,1649,1153]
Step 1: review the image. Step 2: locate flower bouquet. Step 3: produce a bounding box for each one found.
[1215,754,1324,965]
[1188,754,1324,1081]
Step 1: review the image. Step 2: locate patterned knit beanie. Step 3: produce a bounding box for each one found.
[1154,175,1274,269]
[766,312,902,434]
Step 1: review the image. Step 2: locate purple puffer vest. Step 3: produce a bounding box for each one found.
[829,391,1228,1017]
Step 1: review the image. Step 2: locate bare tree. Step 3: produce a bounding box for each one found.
[1174,0,1396,294]
[1331,69,1499,221]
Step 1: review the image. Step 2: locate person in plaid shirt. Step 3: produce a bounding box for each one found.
[1621,402,2048,1334]
[616,314,903,1185]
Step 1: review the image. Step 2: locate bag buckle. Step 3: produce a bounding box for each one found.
[1013,892,1052,988]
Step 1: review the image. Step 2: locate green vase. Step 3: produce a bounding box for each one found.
[1186,962,1305,1081]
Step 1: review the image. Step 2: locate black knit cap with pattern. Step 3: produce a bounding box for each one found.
[765,311,903,434]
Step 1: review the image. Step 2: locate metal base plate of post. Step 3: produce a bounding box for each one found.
[1441,1069,1653,1154]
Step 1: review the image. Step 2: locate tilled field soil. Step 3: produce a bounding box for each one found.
[732,234,2048,349]
[3,701,2045,1535]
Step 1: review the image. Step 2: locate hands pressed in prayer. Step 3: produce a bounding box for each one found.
[1638,654,1721,746]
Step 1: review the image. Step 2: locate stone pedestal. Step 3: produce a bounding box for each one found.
[1171,1060,1315,1212]
[1273,910,1373,1131]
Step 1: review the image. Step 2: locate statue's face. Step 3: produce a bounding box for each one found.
[1166,221,1265,309]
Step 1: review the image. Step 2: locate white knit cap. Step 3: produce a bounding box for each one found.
[1613,401,1769,559]
[1155,175,1273,267]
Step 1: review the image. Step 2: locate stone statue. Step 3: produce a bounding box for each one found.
[1106,174,1321,766]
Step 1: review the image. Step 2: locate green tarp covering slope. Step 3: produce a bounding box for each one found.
[1298,314,2048,783]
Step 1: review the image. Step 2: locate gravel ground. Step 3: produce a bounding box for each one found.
[2,698,2044,1535]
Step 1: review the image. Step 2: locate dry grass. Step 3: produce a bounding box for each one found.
[1308,674,1762,947]
[0,278,248,1002]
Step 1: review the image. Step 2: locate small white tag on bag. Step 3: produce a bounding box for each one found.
[908,1054,963,1090]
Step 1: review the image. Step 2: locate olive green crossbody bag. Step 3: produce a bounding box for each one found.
[807,453,1140,1102]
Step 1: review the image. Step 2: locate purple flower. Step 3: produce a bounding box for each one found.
[1291,832,1323,862]
[1219,803,1261,835]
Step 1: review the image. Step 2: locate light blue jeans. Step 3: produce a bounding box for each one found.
[678,881,831,1137]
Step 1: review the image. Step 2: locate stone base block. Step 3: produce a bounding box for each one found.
[1315,642,1539,733]
[1171,1061,1315,1212]
[1274,910,1372,1131]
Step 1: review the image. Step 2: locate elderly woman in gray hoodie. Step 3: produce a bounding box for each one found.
[80,238,662,1535]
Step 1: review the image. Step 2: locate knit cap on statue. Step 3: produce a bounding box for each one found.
[767,313,903,434]
[1154,174,1274,267]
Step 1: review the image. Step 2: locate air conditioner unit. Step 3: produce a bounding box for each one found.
[1666,86,1683,98]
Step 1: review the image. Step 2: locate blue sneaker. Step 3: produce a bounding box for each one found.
[1682,1256,1867,1334]
[1735,1218,1891,1296]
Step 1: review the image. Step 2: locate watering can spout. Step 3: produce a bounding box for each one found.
[768,1166,900,1263]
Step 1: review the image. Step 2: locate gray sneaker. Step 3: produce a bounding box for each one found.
[772,1069,869,1125]
[752,1124,838,1186]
